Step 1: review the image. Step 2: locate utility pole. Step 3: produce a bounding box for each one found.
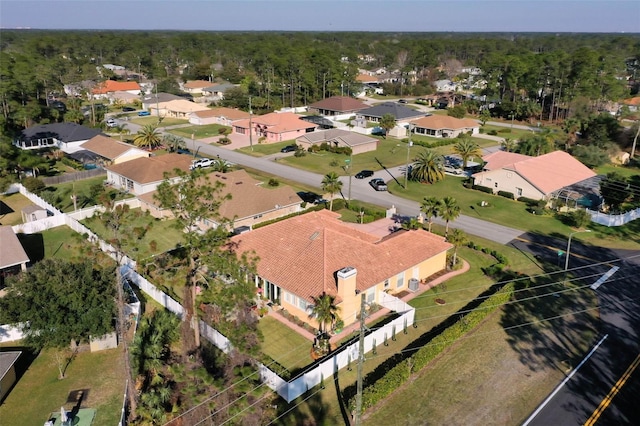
[345,155,352,206]
[354,292,366,426]
[249,96,253,152]
[405,124,413,189]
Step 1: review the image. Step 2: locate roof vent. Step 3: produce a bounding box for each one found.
[310,231,320,241]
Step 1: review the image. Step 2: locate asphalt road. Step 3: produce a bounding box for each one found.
[509,234,640,426]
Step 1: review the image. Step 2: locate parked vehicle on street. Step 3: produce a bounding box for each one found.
[106,118,117,128]
[189,158,215,170]
[122,106,136,112]
[369,178,388,191]
[138,111,151,116]
[355,170,374,179]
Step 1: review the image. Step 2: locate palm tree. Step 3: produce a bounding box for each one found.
[379,113,396,138]
[501,138,516,152]
[452,137,482,170]
[447,228,467,268]
[134,124,162,150]
[308,292,340,336]
[420,196,440,232]
[162,134,185,152]
[212,159,231,172]
[321,172,343,211]
[439,196,460,237]
[409,149,445,184]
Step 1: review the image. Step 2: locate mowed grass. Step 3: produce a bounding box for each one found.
[130,116,188,127]
[0,346,126,426]
[0,192,35,226]
[237,140,298,157]
[82,211,184,259]
[258,316,312,373]
[168,123,231,139]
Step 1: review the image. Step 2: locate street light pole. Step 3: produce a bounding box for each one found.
[404,124,413,189]
[564,230,592,272]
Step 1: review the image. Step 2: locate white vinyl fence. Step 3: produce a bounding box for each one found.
[4,184,417,404]
[587,207,640,227]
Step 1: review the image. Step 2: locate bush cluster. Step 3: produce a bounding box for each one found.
[407,138,455,149]
[472,184,493,194]
[497,190,515,199]
[466,241,509,266]
[308,142,352,156]
[278,309,318,335]
[60,156,84,170]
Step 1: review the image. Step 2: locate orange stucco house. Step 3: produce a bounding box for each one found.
[232,112,317,143]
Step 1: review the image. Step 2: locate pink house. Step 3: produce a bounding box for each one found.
[232,112,317,143]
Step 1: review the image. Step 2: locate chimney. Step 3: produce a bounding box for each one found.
[337,267,358,323]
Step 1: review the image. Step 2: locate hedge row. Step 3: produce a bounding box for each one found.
[497,190,515,199]
[350,281,516,412]
[472,184,493,194]
[467,241,509,265]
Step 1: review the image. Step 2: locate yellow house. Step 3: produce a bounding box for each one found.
[230,210,452,330]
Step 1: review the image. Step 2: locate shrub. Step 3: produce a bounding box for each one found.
[517,196,539,206]
[487,130,498,136]
[497,190,515,199]
[22,177,46,194]
[293,147,306,157]
[472,184,493,194]
[267,178,280,187]
[218,137,231,145]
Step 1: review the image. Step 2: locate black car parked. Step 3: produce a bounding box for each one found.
[281,144,298,153]
[122,106,136,112]
[355,170,374,179]
[297,191,327,204]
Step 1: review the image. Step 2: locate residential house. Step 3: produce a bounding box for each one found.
[150,99,209,119]
[434,80,458,93]
[0,351,21,403]
[92,80,141,99]
[357,102,425,124]
[472,151,597,201]
[142,92,184,110]
[189,107,250,126]
[232,112,317,143]
[80,135,150,165]
[355,74,383,95]
[21,205,47,223]
[307,96,369,116]
[181,80,213,95]
[411,115,480,138]
[622,96,640,112]
[0,226,29,286]
[230,210,452,330]
[14,123,103,153]
[105,153,193,195]
[106,91,140,105]
[63,80,96,97]
[296,129,379,155]
[202,82,237,101]
[139,169,303,232]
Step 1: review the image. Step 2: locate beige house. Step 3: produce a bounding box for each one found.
[296,128,379,155]
[105,153,193,195]
[232,112,317,143]
[181,80,213,94]
[81,135,150,165]
[472,151,597,200]
[150,99,209,119]
[189,107,250,126]
[411,115,479,138]
[139,169,303,232]
[230,210,452,330]
[307,96,369,116]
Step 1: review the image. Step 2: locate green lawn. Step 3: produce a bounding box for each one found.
[168,123,231,139]
[82,212,184,260]
[480,124,536,141]
[0,192,35,226]
[258,316,312,373]
[41,176,130,213]
[237,140,298,157]
[0,345,126,426]
[595,162,640,178]
[130,116,188,127]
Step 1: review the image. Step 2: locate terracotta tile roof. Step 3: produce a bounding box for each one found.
[479,150,596,194]
[309,96,369,112]
[92,80,141,94]
[183,80,212,89]
[191,107,251,120]
[105,153,192,184]
[234,112,317,133]
[412,115,479,130]
[481,151,532,171]
[229,210,452,302]
[622,96,640,106]
[0,226,30,269]
[81,135,147,160]
[139,169,302,221]
[356,74,379,83]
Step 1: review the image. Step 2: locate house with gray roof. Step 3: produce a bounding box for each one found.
[357,102,425,123]
[203,82,237,101]
[0,351,21,402]
[14,123,103,153]
[142,92,184,110]
[296,129,379,155]
[0,226,29,286]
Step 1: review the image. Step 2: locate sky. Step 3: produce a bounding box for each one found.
[1,0,639,33]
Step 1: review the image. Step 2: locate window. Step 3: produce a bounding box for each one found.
[366,288,375,304]
[384,279,390,289]
[494,182,498,188]
[397,272,405,288]
[297,297,308,311]
[516,187,523,197]
[284,291,291,304]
